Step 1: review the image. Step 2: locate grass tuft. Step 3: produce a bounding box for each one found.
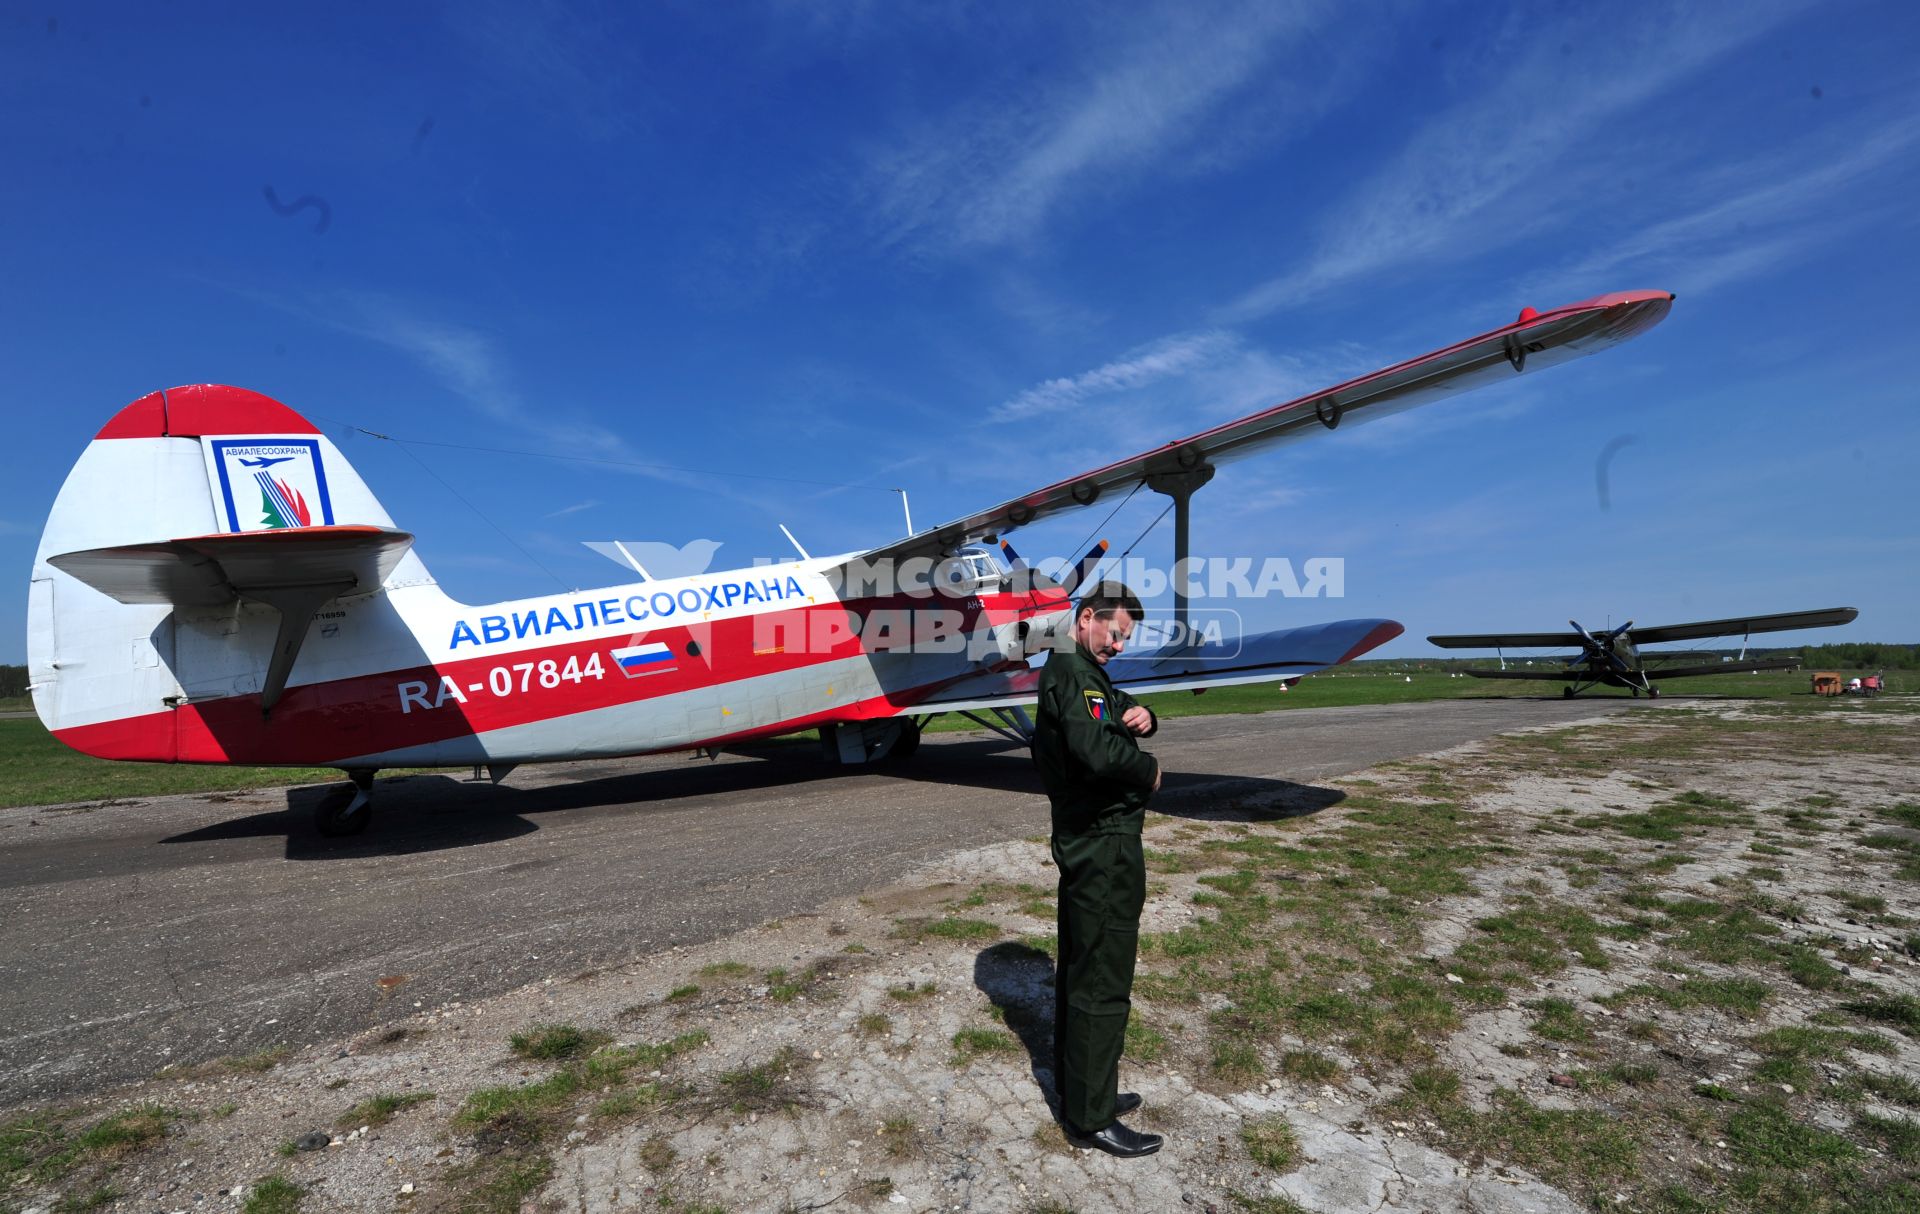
[241,1176,304,1214]
[1241,1115,1303,1172]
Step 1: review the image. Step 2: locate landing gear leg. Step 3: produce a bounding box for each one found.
[885,718,923,761]
[316,769,375,837]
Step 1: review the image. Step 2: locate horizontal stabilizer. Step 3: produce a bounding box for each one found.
[49,525,415,607]
[49,525,415,715]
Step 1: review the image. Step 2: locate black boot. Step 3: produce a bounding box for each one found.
[1067,1118,1163,1158]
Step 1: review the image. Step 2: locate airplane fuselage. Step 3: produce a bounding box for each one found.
[51,557,1069,769]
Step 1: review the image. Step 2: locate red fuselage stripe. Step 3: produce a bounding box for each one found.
[51,591,1067,765]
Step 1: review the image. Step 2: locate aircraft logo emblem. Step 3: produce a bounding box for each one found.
[207,439,335,532]
[255,470,313,528]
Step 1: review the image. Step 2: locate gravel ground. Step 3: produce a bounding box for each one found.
[5,700,1916,1214]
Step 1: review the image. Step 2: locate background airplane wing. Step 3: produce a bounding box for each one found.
[1629,607,1858,645]
[828,290,1673,571]
[902,619,1403,713]
[1646,658,1805,680]
[1457,668,1582,681]
[1428,631,1586,649]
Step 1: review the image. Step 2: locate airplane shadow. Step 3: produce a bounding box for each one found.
[154,737,1342,861]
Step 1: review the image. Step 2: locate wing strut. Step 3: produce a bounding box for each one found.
[1146,462,1216,648]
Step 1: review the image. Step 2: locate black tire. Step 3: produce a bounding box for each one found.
[1563,686,1575,698]
[314,784,371,836]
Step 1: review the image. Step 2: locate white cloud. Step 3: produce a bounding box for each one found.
[862,0,1344,253]
[445,0,637,139]
[1526,108,1920,298]
[1222,1,1819,320]
[991,330,1238,422]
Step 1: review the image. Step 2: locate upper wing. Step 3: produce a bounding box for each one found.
[904,618,1404,714]
[1630,608,1858,646]
[1428,631,1585,650]
[830,290,1673,570]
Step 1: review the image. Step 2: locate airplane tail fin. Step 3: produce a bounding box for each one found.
[28,385,438,758]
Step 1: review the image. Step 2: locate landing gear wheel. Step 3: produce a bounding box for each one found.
[1562,686,1575,699]
[315,770,375,837]
[1647,687,1660,699]
[885,719,923,762]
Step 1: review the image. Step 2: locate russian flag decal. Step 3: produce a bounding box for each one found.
[611,641,677,677]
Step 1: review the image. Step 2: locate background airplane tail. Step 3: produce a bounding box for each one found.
[28,384,437,759]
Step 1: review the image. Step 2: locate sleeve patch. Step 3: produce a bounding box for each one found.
[1083,689,1107,720]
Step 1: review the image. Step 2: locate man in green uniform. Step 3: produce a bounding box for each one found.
[1032,581,1164,1157]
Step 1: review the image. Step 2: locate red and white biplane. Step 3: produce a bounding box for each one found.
[28,291,1673,834]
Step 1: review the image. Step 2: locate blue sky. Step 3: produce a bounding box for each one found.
[6,0,1917,664]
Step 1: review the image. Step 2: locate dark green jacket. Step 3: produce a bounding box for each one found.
[1033,642,1159,835]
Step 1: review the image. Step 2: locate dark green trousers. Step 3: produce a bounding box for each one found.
[1051,829,1146,1132]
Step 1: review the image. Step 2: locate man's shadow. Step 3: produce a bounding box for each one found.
[1153,771,1346,822]
[969,776,1346,1119]
[971,939,1064,1119]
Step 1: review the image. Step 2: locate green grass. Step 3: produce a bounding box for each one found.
[893,916,1002,942]
[0,718,434,808]
[241,1176,304,1214]
[716,1046,809,1114]
[1527,997,1591,1043]
[509,1024,608,1060]
[335,1091,433,1128]
[456,1070,584,1127]
[1601,976,1771,1015]
[432,1151,552,1214]
[949,1027,1018,1065]
[4,669,1884,808]
[1241,1115,1303,1171]
[1840,994,1920,1036]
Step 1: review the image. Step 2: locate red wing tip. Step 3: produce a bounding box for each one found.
[1338,620,1406,665]
[95,385,322,440]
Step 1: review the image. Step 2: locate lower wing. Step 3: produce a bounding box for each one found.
[904,618,1402,714]
[1457,668,1583,680]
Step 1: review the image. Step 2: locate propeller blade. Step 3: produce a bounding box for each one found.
[1059,540,1110,599]
[998,538,1027,572]
[1570,619,1629,673]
